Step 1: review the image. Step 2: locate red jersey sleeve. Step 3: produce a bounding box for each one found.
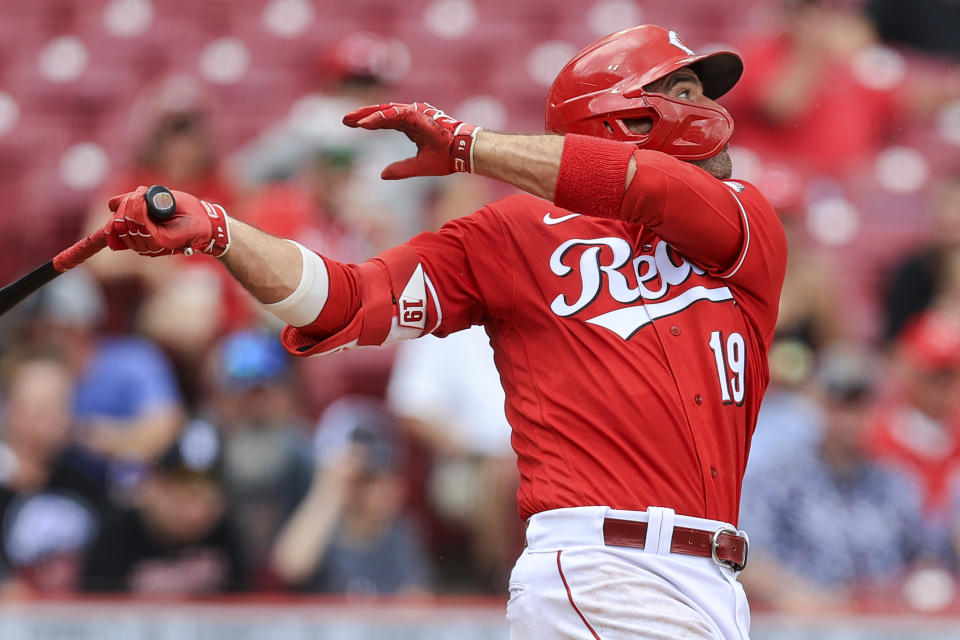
[621,151,786,340]
[553,136,785,334]
[279,204,511,357]
[407,205,512,337]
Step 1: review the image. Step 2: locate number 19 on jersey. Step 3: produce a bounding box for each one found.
[708,330,745,405]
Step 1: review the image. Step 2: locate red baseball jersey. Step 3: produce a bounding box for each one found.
[290,152,787,525]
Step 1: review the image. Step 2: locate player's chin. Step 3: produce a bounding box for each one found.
[689,148,733,180]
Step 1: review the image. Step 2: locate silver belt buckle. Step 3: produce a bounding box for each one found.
[711,526,748,572]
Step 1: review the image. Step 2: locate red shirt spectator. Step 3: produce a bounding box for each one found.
[866,311,960,514]
[728,2,901,176]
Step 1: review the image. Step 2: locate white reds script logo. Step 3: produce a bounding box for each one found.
[549,238,732,339]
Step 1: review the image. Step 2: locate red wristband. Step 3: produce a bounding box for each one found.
[451,124,481,173]
[554,134,636,218]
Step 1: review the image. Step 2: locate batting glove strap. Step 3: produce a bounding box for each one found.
[198,201,231,258]
[451,124,482,173]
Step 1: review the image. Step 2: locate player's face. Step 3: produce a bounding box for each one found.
[623,68,722,132]
[646,68,715,106]
[625,67,733,179]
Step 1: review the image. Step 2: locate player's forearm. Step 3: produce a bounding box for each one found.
[472,131,565,201]
[223,217,360,344]
[470,130,743,271]
[220,218,303,304]
[473,132,639,212]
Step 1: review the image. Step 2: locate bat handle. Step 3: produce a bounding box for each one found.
[52,229,109,273]
[145,185,176,222]
[0,229,109,317]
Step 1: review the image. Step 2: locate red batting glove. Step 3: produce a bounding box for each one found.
[104,186,231,257]
[342,102,482,179]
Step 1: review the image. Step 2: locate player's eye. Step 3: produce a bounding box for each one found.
[671,80,693,98]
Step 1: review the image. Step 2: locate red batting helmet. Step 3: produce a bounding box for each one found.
[546,25,743,160]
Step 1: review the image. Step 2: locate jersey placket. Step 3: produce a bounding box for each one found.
[635,232,722,518]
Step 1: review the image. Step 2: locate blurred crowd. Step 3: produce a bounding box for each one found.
[0,0,958,615]
[0,24,513,599]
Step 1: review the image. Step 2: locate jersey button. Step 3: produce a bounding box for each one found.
[670,326,681,336]
[642,243,653,252]
[694,394,703,405]
[711,466,718,478]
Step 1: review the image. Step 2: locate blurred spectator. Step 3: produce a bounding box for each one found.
[744,371,823,480]
[867,0,960,59]
[728,0,897,177]
[271,397,430,595]
[120,75,234,204]
[774,202,848,357]
[23,269,184,466]
[82,421,246,594]
[0,354,107,593]
[745,190,845,474]
[82,76,250,402]
[740,344,926,612]
[234,31,439,249]
[866,311,960,528]
[239,146,375,264]
[209,331,312,586]
[236,31,495,422]
[235,33,424,421]
[388,326,519,590]
[84,75,238,301]
[882,170,960,342]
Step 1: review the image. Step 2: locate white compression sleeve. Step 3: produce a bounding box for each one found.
[260,241,329,327]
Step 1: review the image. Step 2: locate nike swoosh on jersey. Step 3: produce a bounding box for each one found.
[543,212,580,225]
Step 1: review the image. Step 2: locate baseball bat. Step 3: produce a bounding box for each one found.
[0,185,176,317]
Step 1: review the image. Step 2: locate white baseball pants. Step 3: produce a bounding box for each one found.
[506,506,751,640]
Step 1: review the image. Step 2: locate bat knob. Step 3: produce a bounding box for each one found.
[144,185,176,222]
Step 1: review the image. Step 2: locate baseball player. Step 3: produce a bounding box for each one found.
[104,25,786,640]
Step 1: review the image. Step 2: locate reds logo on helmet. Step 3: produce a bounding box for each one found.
[545,25,743,161]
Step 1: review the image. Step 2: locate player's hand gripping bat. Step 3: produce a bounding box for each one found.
[0,185,176,317]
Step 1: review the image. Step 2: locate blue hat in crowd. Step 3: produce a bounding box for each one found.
[219,330,290,390]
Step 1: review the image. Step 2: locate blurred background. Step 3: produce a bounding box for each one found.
[0,0,958,637]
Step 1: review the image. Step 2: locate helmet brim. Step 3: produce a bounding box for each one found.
[690,51,743,100]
